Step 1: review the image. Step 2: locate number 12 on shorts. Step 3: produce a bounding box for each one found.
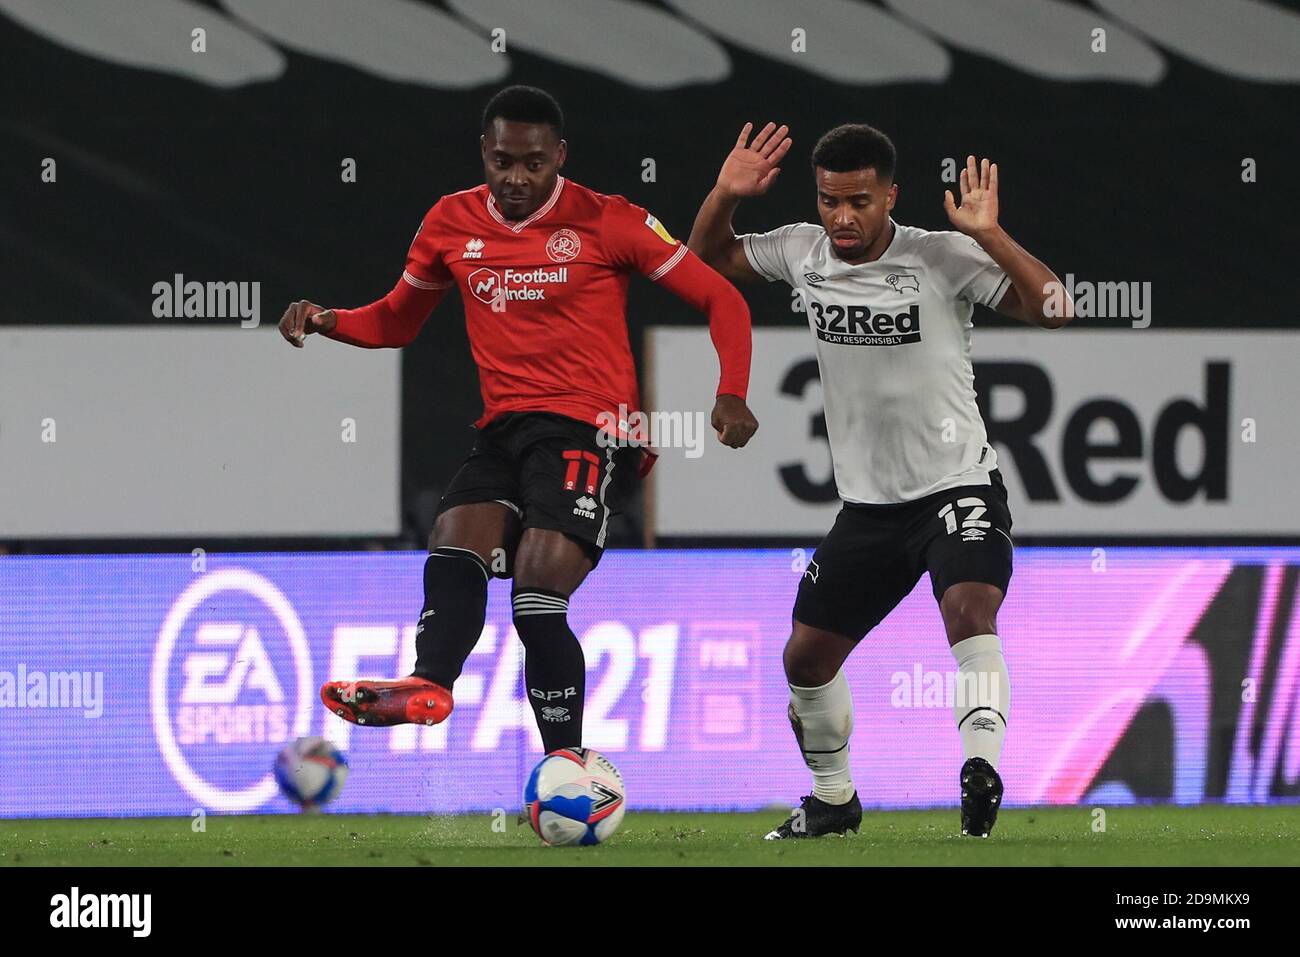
[938,498,990,537]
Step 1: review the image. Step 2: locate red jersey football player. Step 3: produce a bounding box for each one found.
[278,86,758,753]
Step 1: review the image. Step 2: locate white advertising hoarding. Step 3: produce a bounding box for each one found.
[0,328,400,537]
[648,329,1297,538]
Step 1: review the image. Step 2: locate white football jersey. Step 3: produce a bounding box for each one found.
[743,219,1010,504]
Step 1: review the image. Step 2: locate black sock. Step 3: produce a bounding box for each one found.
[512,589,585,751]
[411,547,489,689]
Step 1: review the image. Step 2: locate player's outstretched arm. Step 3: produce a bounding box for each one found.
[688,122,792,283]
[655,249,759,449]
[944,155,1073,329]
[278,278,446,350]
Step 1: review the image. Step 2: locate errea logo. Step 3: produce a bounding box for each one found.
[463,238,485,259]
[573,495,597,519]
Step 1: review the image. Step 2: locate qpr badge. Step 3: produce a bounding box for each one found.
[546,228,581,263]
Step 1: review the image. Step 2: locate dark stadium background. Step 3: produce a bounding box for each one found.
[3,0,1293,552]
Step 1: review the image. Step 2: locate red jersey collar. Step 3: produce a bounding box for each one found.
[485,176,567,232]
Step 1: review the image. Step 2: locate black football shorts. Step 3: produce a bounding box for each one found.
[436,412,642,566]
[793,470,1014,641]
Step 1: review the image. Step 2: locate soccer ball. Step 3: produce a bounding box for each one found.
[524,747,626,846]
[274,736,349,809]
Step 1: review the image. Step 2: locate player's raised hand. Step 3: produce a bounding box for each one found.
[944,156,1000,236]
[278,299,337,348]
[711,394,759,449]
[716,122,792,198]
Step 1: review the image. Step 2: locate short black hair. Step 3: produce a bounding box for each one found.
[481,85,564,136]
[811,124,896,181]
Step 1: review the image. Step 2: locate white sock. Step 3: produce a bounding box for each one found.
[951,633,1009,768]
[788,670,855,805]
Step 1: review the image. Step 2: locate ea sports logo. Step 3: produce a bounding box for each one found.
[151,569,313,812]
[468,267,501,304]
[545,228,581,263]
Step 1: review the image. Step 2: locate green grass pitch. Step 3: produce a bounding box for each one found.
[4,805,1299,866]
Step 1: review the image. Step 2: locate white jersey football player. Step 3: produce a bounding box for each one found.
[688,122,1073,839]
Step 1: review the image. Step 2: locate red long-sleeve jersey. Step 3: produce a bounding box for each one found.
[327,177,751,433]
